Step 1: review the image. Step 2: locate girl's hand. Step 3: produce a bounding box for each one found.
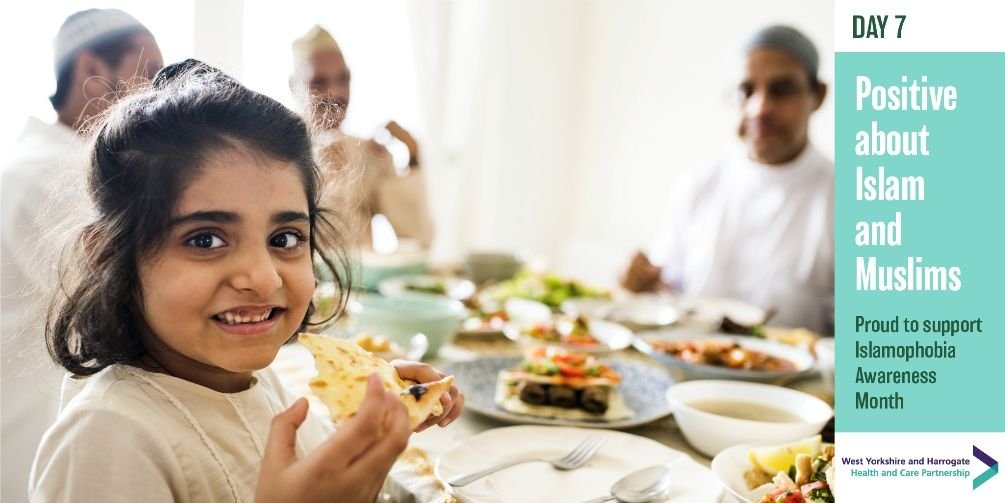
[391,360,464,432]
[256,373,411,503]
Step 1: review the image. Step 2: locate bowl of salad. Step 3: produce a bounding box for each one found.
[485,271,610,310]
[712,435,835,503]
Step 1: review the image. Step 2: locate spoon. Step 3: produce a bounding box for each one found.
[581,465,672,503]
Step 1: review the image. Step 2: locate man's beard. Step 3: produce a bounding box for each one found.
[310,96,347,130]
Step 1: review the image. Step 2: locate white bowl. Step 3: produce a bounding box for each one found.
[561,297,682,330]
[463,251,525,284]
[354,244,428,291]
[559,297,614,319]
[677,296,766,326]
[347,294,465,356]
[666,380,832,457]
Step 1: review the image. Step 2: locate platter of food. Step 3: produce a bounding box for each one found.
[440,348,673,429]
[503,315,634,353]
[457,308,510,337]
[480,271,610,310]
[635,331,816,383]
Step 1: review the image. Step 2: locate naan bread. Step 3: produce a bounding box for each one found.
[299,333,454,429]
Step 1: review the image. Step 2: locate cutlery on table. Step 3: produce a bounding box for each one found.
[581,465,672,503]
[447,435,605,487]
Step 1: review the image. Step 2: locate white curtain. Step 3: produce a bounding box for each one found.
[406,0,588,269]
[405,0,833,286]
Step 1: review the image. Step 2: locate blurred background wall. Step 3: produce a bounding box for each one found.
[1,0,833,286]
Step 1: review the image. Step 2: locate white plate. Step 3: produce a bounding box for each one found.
[562,297,683,330]
[378,274,477,301]
[679,296,766,326]
[436,425,722,503]
[606,298,682,328]
[503,318,634,353]
[504,297,553,323]
[439,357,673,429]
[712,442,796,503]
[457,316,508,338]
[560,297,616,319]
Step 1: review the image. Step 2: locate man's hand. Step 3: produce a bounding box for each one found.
[621,251,664,293]
[256,374,410,503]
[384,121,420,166]
[391,360,463,432]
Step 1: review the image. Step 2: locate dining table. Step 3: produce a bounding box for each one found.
[271,319,834,503]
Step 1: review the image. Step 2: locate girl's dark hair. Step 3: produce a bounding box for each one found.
[47,59,350,376]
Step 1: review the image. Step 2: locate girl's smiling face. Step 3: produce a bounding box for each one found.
[137,146,315,392]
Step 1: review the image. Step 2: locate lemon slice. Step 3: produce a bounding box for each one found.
[747,435,822,474]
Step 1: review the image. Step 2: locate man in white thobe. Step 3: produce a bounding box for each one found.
[290,26,434,249]
[623,26,833,334]
[1,9,163,501]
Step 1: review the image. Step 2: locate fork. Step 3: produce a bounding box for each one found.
[446,435,605,487]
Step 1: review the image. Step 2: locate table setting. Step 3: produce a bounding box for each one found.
[274,250,836,503]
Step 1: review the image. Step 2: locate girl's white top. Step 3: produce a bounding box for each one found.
[30,364,333,502]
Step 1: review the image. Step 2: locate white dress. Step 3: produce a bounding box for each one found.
[1,117,88,503]
[650,145,834,333]
[30,365,335,502]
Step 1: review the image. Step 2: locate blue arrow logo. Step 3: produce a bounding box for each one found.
[973,445,998,490]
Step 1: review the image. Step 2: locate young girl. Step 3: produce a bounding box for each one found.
[30,59,462,502]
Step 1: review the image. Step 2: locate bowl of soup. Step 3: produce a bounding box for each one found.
[666,380,833,457]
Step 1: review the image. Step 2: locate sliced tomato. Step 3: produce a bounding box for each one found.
[553,351,588,365]
[556,361,587,378]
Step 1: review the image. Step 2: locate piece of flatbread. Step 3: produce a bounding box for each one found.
[299,333,454,429]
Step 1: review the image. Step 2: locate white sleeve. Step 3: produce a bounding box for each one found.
[376,168,435,248]
[649,167,705,289]
[30,407,185,503]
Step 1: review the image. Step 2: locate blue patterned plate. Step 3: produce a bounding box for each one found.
[441,357,674,429]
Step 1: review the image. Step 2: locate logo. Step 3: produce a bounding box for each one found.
[973,445,998,490]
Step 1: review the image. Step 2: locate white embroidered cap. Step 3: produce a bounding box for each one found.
[54,8,148,74]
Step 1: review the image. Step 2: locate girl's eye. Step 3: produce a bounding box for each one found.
[187,233,225,249]
[270,231,306,250]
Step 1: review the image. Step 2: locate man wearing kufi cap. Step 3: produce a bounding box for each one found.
[623,25,834,334]
[1,9,162,501]
[291,25,434,249]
